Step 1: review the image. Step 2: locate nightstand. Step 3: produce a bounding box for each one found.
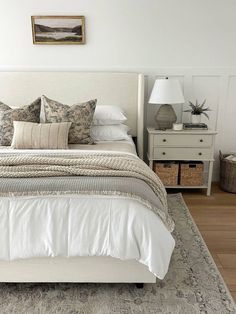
[147,127,217,196]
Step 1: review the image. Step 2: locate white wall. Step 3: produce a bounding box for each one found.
[1,0,236,179]
[1,0,236,68]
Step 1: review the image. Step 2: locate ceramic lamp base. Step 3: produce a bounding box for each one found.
[155,104,177,130]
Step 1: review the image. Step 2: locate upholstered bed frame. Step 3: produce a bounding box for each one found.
[0,71,144,158]
[0,71,156,284]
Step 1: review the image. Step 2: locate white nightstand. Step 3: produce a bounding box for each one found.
[147,127,217,196]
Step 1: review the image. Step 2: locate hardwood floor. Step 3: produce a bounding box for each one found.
[180,183,236,302]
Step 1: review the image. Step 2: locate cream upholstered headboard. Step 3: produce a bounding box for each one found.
[0,72,144,158]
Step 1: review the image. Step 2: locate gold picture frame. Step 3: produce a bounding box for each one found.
[31,15,85,45]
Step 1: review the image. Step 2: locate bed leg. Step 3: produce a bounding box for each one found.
[135,283,144,289]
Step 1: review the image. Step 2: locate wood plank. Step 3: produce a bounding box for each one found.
[219,269,236,286]
[190,216,236,227]
[231,292,236,302]
[200,231,236,252]
[203,240,236,253]
[217,254,236,268]
[196,225,236,231]
[201,231,236,239]
[228,284,236,292]
[211,253,223,269]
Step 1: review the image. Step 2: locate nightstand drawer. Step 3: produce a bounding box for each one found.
[154,134,213,147]
[153,147,212,160]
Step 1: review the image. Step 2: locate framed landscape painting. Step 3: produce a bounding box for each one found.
[31,16,85,44]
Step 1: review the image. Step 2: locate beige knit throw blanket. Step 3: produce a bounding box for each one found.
[0,152,174,231]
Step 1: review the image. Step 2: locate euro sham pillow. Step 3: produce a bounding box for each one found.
[0,98,41,146]
[12,121,71,149]
[91,124,130,142]
[93,105,127,125]
[41,95,97,144]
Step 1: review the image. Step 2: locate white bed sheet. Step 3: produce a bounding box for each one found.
[0,138,175,280]
[0,136,137,156]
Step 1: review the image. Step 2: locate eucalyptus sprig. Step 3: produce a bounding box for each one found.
[184,99,211,119]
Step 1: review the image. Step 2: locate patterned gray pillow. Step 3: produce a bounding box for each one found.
[41,95,97,144]
[0,98,41,146]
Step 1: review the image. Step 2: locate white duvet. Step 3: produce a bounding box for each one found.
[0,139,175,280]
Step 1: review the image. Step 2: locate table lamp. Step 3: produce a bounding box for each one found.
[149,78,185,130]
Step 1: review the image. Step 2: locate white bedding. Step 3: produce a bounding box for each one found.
[0,138,175,280]
[0,136,137,156]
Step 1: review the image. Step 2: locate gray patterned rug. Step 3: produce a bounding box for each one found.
[0,194,235,314]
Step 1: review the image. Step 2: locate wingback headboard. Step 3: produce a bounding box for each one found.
[0,72,144,158]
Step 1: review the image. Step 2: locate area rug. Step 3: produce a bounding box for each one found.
[0,194,235,314]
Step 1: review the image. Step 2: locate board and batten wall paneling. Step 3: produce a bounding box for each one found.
[217,76,236,152]
[144,69,236,180]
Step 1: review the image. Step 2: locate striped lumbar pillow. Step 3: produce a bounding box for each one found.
[11,121,71,149]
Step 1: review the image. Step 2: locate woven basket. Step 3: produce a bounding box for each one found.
[219,151,236,193]
[154,162,179,186]
[180,162,204,186]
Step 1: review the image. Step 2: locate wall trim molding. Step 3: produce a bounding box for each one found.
[1,66,236,75]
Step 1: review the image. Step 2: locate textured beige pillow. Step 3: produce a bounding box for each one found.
[41,95,97,144]
[12,121,71,149]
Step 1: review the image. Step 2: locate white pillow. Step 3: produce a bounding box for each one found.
[91,124,130,141]
[93,105,127,125]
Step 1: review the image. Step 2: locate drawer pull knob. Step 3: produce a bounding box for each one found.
[163,139,167,142]
[162,152,166,155]
[200,139,203,142]
[198,152,202,156]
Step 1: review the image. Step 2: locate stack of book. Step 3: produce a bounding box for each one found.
[183,123,208,130]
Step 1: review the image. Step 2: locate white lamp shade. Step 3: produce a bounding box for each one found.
[149,78,185,104]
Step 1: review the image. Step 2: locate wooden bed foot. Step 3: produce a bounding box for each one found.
[135,283,144,289]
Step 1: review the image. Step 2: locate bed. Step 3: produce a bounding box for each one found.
[0,72,175,284]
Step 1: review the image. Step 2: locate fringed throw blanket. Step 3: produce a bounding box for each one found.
[0,152,174,232]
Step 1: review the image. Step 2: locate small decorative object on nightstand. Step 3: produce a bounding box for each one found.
[148,78,185,130]
[184,99,211,124]
[172,123,183,131]
[147,127,217,196]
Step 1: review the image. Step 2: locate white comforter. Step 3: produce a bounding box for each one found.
[0,140,175,280]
